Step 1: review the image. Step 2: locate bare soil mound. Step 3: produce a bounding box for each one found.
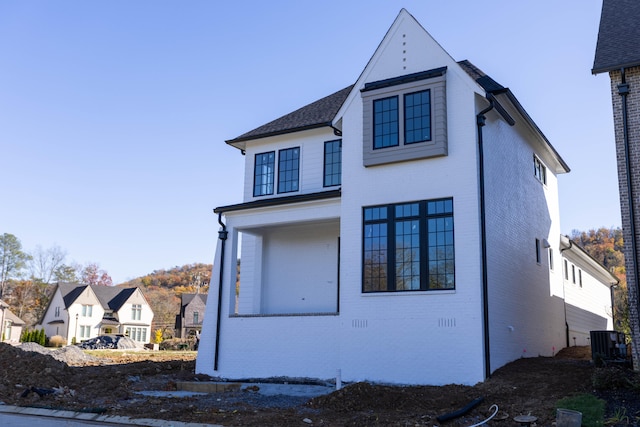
[0,343,638,426]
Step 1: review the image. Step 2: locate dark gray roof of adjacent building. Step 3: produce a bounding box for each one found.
[226,85,354,145]
[58,282,138,311]
[181,293,208,307]
[593,0,640,74]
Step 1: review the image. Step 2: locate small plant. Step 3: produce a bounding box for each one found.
[154,329,163,344]
[605,406,629,425]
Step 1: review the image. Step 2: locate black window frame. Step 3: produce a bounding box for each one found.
[362,198,455,293]
[534,155,547,185]
[277,147,300,194]
[253,151,275,197]
[373,96,399,149]
[404,89,432,144]
[323,139,342,187]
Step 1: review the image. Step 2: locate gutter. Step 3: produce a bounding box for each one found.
[214,212,228,371]
[476,92,516,380]
[559,239,573,348]
[476,99,494,380]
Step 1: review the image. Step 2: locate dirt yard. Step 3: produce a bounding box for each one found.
[0,343,638,426]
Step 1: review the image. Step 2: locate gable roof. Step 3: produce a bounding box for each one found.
[225,85,354,149]
[56,282,140,311]
[593,0,640,74]
[181,293,208,307]
[4,309,25,326]
[223,8,568,174]
[459,60,570,173]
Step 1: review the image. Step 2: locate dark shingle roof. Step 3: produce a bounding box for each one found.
[226,85,354,145]
[59,283,138,311]
[593,0,640,74]
[457,60,506,93]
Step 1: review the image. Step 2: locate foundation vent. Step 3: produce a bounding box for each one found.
[352,319,368,328]
[438,318,456,328]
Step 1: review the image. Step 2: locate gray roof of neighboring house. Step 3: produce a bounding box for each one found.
[226,85,354,145]
[58,283,139,311]
[4,308,25,326]
[181,293,208,307]
[593,0,640,74]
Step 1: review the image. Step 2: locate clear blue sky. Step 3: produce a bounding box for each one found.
[0,1,618,284]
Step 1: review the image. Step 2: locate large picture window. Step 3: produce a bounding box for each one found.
[253,151,275,196]
[363,198,454,292]
[324,139,342,187]
[278,147,300,193]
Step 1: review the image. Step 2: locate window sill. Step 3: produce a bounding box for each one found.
[362,289,456,296]
[230,312,339,318]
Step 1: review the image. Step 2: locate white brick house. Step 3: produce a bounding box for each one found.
[39,283,154,345]
[197,9,617,385]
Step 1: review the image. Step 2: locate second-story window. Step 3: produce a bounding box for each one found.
[132,304,142,321]
[55,306,60,317]
[278,147,300,193]
[324,139,342,187]
[81,305,92,317]
[193,311,199,324]
[253,152,275,196]
[534,155,547,184]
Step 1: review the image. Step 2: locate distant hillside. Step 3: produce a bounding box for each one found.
[118,263,211,336]
[119,263,211,293]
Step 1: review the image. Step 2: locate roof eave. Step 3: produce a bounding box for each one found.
[225,122,335,151]
[495,90,571,174]
[592,61,640,75]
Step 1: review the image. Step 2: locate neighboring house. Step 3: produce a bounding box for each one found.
[175,293,208,338]
[0,299,25,344]
[197,9,617,385]
[560,235,619,346]
[39,283,154,344]
[593,0,640,368]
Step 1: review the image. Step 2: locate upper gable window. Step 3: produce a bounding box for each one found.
[404,89,431,144]
[362,67,447,167]
[373,96,399,148]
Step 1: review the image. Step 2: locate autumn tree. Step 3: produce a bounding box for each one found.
[0,233,31,298]
[80,263,113,286]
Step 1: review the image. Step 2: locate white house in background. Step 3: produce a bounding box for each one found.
[560,235,618,346]
[197,9,617,385]
[39,283,154,344]
[0,299,25,344]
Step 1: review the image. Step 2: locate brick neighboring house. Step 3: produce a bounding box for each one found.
[196,9,618,386]
[175,293,207,338]
[593,0,640,368]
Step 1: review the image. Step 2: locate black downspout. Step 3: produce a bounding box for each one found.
[618,69,640,352]
[560,240,573,348]
[477,100,494,380]
[214,212,228,371]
